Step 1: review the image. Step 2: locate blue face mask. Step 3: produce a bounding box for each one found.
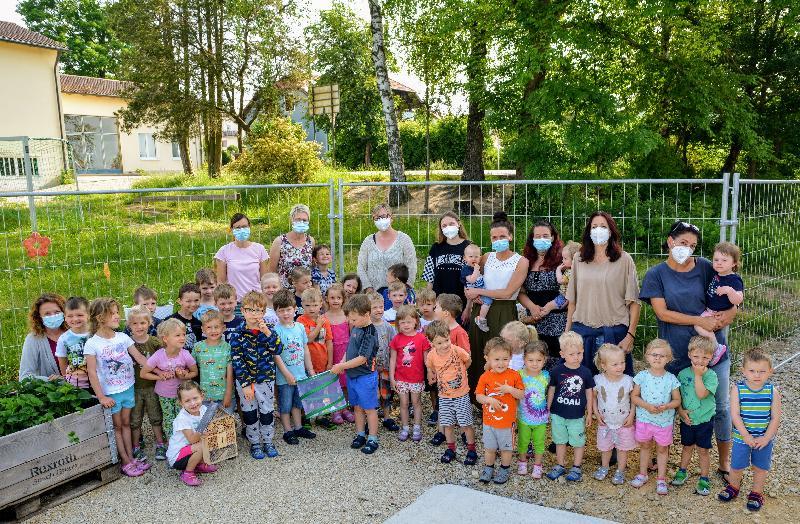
[491,239,510,253]
[292,221,309,234]
[42,312,64,329]
[232,227,251,242]
[532,238,552,252]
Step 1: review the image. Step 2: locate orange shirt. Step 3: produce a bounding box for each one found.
[297,314,332,373]
[425,344,470,398]
[475,368,524,429]
[449,324,470,352]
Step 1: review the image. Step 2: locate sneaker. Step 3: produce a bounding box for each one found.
[361,439,379,454]
[441,448,456,463]
[696,477,711,496]
[331,411,345,425]
[154,444,167,461]
[427,410,438,427]
[709,344,727,367]
[250,444,265,460]
[531,463,543,479]
[464,450,479,466]
[398,428,410,441]
[656,479,669,496]
[132,447,147,461]
[593,466,609,481]
[342,409,355,423]
[429,431,446,446]
[383,418,400,432]
[479,466,494,483]
[493,466,510,484]
[195,462,218,474]
[264,443,279,458]
[282,430,299,445]
[475,317,489,332]
[294,427,317,439]
[351,434,367,449]
[121,462,143,477]
[179,470,201,486]
[317,416,337,430]
[671,468,688,486]
[411,426,423,442]
[630,474,649,488]
[518,462,528,475]
[566,466,583,482]
[611,469,626,485]
[546,464,566,481]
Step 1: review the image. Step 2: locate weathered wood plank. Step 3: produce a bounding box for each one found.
[0,405,106,472]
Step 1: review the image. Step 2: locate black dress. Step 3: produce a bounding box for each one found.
[422,240,469,307]
[522,269,567,357]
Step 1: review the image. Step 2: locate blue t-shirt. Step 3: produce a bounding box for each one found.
[640,257,727,373]
[379,286,417,311]
[548,363,595,420]
[633,369,680,427]
[706,272,744,312]
[460,264,485,289]
[273,322,309,386]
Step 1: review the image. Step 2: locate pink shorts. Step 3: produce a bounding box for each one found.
[596,425,637,452]
[635,421,673,447]
[176,444,193,461]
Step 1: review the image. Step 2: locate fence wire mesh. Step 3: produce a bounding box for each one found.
[0,137,76,192]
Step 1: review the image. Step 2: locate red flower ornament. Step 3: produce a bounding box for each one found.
[22,232,51,258]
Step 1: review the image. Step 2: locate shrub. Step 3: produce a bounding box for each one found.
[230,117,322,184]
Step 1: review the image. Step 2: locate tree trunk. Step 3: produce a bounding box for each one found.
[462,24,487,182]
[365,141,372,167]
[367,0,408,205]
[179,136,193,175]
[423,66,431,214]
[722,140,742,175]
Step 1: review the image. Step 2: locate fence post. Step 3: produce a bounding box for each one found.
[327,178,338,275]
[21,136,37,231]
[730,173,740,244]
[719,172,730,242]
[337,178,345,277]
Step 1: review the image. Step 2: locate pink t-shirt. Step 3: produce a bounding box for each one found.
[146,348,197,398]
[389,332,430,384]
[214,242,269,301]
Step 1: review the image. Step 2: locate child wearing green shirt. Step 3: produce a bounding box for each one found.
[193,310,234,413]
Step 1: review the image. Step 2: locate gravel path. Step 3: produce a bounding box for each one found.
[28,336,799,524]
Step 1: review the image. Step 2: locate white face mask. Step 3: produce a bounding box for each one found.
[441,225,460,240]
[590,226,610,245]
[374,217,391,232]
[671,245,693,264]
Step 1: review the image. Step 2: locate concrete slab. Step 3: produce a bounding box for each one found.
[384,484,617,524]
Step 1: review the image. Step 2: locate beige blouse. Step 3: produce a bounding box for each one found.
[566,251,640,328]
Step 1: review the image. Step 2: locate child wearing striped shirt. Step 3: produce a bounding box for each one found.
[718,348,782,512]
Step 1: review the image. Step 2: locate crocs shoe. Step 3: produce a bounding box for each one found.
[264,443,279,458]
[630,474,649,488]
[593,466,609,481]
[441,448,456,463]
[398,428,410,441]
[195,462,218,474]
[331,411,345,425]
[250,444,265,460]
[566,466,583,482]
[696,477,710,496]
[517,462,528,476]
[656,479,669,496]
[479,466,494,483]
[180,470,201,486]
[671,468,688,486]
[531,463,543,479]
[546,464,566,481]
[611,469,626,485]
[154,444,167,461]
[121,462,143,477]
[411,426,423,442]
[493,466,510,484]
[464,450,479,466]
[342,409,355,423]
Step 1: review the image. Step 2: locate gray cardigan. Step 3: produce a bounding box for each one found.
[19,333,60,381]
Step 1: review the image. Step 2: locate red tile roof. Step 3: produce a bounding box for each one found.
[0,21,66,51]
[60,74,131,97]
[389,78,417,94]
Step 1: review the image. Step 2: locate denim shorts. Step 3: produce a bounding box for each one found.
[731,439,774,471]
[710,358,732,442]
[107,386,135,414]
[346,371,379,410]
[276,384,303,414]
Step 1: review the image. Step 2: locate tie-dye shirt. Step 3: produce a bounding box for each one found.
[518,369,550,426]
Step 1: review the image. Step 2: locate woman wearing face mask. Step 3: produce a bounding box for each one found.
[422,211,470,308]
[215,213,269,302]
[518,220,566,359]
[565,211,641,376]
[19,293,67,381]
[640,220,736,481]
[356,203,417,291]
[268,204,315,289]
[463,211,530,390]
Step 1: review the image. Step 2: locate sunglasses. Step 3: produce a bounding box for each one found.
[670,221,700,234]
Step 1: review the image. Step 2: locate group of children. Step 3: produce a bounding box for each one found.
[49,240,781,512]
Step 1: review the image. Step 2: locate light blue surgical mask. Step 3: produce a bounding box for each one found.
[232,227,251,242]
[532,238,552,252]
[43,312,64,329]
[292,221,309,234]
[491,239,510,253]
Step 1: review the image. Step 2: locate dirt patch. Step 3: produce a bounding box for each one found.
[346,184,515,216]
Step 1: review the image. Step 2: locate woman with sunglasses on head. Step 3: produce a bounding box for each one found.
[356,204,417,292]
[640,220,737,482]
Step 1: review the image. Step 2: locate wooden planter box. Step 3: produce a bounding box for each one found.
[0,403,120,521]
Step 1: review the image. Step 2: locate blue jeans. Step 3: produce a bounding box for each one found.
[571,322,633,376]
[710,357,731,442]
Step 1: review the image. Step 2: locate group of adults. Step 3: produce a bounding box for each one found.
[19,202,735,476]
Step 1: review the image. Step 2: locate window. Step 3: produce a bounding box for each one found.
[138,133,157,160]
[171,141,181,160]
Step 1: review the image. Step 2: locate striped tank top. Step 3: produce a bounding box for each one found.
[732,381,773,444]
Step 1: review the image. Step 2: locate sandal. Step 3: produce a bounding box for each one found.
[716,468,730,485]
[747,491,764,512]
[717,484,739,502]
[361,439,379,454]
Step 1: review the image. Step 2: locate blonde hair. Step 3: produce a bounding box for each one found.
[301,287,323,305]
[213,282,237,301]
[326,283,345,303]
[594,343,625,372]
[200,309,223,326]
[388,281,407,295]
[416,288,436,305]
[289,203,311,221]
[645,338,673,362]
[157,317,186,340]
[500,321,538,346]
[424,320,450,342]
[714,241,742,272]
[464,243,482,256]
[371,203,392,219]
[395,304,420,328]
[688,336,715,356]
[365,289,383,305]
[742,347,773,369]
[260,272,281,288]
[558,330,583,352]
[132,285,157,304]
[88,297,119,334]
[241,291,267,309]
[563,240,581,260]
[484,337,512,357]
[289,266,311,284]
[127,304,152,324]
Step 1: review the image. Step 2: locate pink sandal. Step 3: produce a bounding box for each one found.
[122,462,143,477]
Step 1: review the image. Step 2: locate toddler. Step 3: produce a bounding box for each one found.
[84,297,150,477]
[546,331,595,482]
[324,283,355,424]
[166,381,219,486]
[194,268,219,321]
[366,290,399,432]
[382,281,408,327]
[273,289,317,445]
[630,339,681,495]
[417,288,437,330]
[341,273,362,301]
[389,305,431,442]
[166,283,203,352]
[214,283,244,341]
[298,287,336,429]
[541,240,581,314]
[718,348,782,512]
[260,272,281,326]
[229,291,284,459]
[592,343,635,485]
[424,320,477,465]
[289,267,313,318]
[460,243,491,332]
[193,310,234,413]
[695,242,744,366]
[127,305,166,462]
[380,263,416,310]
[672,336,718,495]
[55,296,91,390]
[141,318,199,441]
[476,338,524,484]
[499,320,538,371]
[516,341,550,479]
[311,244,337,296]
[330,294,381,455]
[131,285,162,335]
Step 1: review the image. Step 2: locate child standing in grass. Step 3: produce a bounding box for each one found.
[166,283,203,353]
[366,290,399,432]
[194,268,219,321]
[311,244,337,296]
[55,296,91,390]
[260,272,281,326]
[214,283,244,342]
[193,310,234,413]
[516,341,550,479]
[325,284,354,425]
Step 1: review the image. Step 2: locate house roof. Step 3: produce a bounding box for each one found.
[389,78,416,94]
[60,74,131,97]
[0,21,67,51]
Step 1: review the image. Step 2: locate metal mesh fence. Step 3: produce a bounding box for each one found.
[0,137,75,192]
